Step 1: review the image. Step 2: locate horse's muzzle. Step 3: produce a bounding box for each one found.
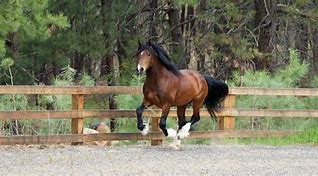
[137,64,145,75]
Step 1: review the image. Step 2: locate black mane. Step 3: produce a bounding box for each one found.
[137,42,181,76]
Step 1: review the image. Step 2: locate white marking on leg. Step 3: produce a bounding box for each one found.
[177,122,191,139]
[140,123,149,136]
[167,128,177,138]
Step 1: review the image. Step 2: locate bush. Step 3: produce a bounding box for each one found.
[229,49,317,130]
[0,66,97,136]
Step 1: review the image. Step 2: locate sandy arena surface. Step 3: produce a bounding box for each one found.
[0,144,318,176]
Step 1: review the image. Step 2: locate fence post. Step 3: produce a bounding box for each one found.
[218,95,236,130]
[151,116,162,146]
[71,94,84,145]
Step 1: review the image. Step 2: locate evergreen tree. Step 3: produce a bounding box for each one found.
[0,0,68,84]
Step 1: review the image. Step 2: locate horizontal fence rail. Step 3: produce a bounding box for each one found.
[230,87,318,96]
[1,109,318,120]
[0,86,317,145]
[0,86,143,95]
[0,130,300,145]
[0,86,318,96]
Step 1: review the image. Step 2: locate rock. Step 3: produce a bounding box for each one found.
[95,122,110,133]
[83,122,112,146]
[83,128,99,134]
[38,144,48,150]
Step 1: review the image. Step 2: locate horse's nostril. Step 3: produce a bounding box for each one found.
[137,64,144,74]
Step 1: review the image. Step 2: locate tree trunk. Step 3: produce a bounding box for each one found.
[312,27,318,77]
[84,56,93,76]
[180,5,194,70]
[5,32,19,57]
[100,0,118,132]
[147,0,158,40]
[196,0,207,73]
[186,5,195,36]
[180,5,186,34]
[116,36,126,76]
[72,51,84,80]
[296,21,310,87]
[295,22,308,61]
[100,54,118,132]
[254,0,277,70]
[167,1,185,67]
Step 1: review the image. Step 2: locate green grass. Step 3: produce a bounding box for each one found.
[236,127,318,145]
[235,117,318,131]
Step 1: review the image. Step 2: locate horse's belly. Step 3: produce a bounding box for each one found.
[173,93,195,106]
[173,84,197,105]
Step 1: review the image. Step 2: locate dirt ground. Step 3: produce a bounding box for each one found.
[0,144,318,176]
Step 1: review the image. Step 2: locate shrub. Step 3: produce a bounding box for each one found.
[230,49,317,130]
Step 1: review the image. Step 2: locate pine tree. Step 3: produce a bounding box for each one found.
[0,0,68,84]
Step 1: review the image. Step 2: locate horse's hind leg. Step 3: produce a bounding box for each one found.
[177,98,204,139]
[177,105,187,130]
[169,105,187,148]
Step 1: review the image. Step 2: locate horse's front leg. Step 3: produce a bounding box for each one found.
[136,103,149,135]
[159,104,176,138]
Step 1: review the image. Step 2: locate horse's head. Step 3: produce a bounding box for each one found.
[136,40,156,74]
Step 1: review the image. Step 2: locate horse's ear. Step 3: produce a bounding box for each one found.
[138,40,142,47]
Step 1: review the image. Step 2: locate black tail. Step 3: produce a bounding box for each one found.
[204,76,229,119]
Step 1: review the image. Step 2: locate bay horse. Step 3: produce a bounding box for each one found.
[135,41,229,146]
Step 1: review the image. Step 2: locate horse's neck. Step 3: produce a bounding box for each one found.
[145,62,175,85]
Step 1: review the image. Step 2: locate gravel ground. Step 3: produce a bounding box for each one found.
[0,144,318,176]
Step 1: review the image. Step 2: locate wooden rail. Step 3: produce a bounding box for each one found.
[1,86,318,96]
[0,131,300,145]
[0,86,317,145]
[1,109,318,120]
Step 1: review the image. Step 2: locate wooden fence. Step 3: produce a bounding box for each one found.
[0,86,318,145]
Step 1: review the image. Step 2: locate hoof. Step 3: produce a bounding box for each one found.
[167,128,177,138]
[140,123,149,136]
[177,122,191,139]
